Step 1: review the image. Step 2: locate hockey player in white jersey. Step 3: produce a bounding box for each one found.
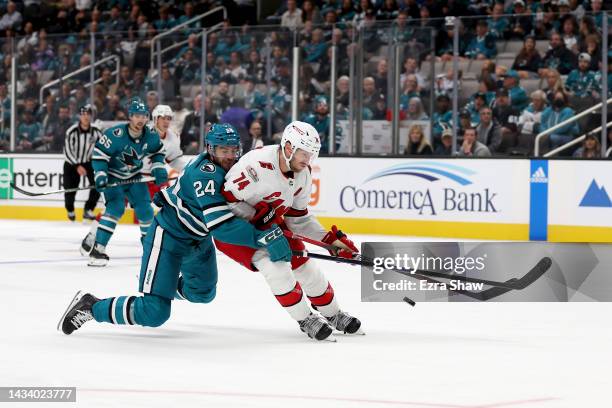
[215,121,362,341]
[80,104,187,257]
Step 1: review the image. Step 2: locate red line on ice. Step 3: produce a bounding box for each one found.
[78,388,558,407]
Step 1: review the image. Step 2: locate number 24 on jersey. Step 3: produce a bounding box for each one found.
[194,180,215,197]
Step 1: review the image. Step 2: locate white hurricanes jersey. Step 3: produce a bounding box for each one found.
[142,128,186,174]
[223,145,326,240]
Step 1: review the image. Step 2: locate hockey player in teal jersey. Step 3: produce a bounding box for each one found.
[58,123,292,334]
[87,98,168,267]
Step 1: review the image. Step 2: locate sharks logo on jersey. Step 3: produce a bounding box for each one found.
[92,123,165,180]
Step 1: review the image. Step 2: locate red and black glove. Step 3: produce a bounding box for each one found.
[250,202,281,230]
[322,225,358,259]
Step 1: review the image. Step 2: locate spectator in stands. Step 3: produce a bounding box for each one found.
[502,70,529,112]
[154,5,176,32]
[373,59,388,95]
[406,97,429,121]
[21,72,40,100]
[566,53,599,100]
[466,93,487,126]
[181,94,203,154]
[435,127,454,156]
[177,34,203,61]
[176,2,201,34]
[362,76,379,114]
[337,0,357,23]
[212,81,234,118]
[243,76,266,117]
[302,0,323,25]
[17,21,38,54]
[561,15,579,54]
[160,65,179,102]
[543,68,563,104]
[404,124,432,156]
[432,94,452,143]
[596,55,612,98]
[476,106,502,153]
[336,75,350,118]
[0,2,22,34]
[146,91,159,114]
[98,94,125,121]
[44,105,72,153]
[31,36,56,72]
[435,68,462,98]
[109,66,131,98]
[227,51,247,83]
[38,93,57,127]
[512,36,542,79]
[541,90,579,150]
[465,20,497,60]
[299,64,325,108]
[303,95,337,152]
[518,89,547,140]
[304,28,328,64]
[573,134,601,158]
[377,0,399,21]
[540,31,577,76]
[0,83,11,128]
[247,119,265,152]
[487,2,509,39]
[371,93,387,120]
[105,6,127,36]
[400,57,425,91]
[245,50,265,83]
[281,0,304,30]
[580,34,601,72]
[507,0,533,40]
[175,49,201,83]
[16,109,41,152]
[458,127,491,157]
[55,82,73,108]
[275,57,292,91]
[400,74,421,111]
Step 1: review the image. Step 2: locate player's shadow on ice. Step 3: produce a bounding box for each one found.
[76,324,305,347]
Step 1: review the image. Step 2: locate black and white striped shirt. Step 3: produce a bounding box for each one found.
[63,123,102,165]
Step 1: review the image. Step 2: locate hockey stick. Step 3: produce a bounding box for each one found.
[292,249,551,291]
[293,250,552,301]
[10,176,178,197]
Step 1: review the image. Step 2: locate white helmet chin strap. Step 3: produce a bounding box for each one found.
[281,142,294,171]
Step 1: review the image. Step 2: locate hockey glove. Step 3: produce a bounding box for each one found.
[257,224,292,263]
[251,201,281,230]
[94,172,108,193]
[152,167,168,186]
[322,225,358,259]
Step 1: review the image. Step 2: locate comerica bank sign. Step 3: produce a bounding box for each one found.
[339,162,499,215]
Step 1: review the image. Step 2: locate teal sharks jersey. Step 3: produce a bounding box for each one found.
[155,153,263,248]
[92,123,165,180]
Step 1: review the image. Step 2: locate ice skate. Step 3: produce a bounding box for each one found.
[298,313,335,342]
[57,290,100,335]
[327,310,364,335]
[88,243,109,267]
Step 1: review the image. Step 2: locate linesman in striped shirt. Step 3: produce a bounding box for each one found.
[63,104,102,221]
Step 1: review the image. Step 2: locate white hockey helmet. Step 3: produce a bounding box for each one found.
[280,121,321,169]
[152,104,174,122]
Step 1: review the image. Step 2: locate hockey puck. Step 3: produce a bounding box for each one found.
[403,296,416,307]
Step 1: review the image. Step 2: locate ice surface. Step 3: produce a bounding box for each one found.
[0,220,610,408]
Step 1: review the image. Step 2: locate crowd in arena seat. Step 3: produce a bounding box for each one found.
[0,0,610,157]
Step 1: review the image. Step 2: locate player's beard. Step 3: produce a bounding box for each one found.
[218,157,235,171]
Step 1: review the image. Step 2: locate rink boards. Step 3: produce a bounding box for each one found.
[0,154,611,242]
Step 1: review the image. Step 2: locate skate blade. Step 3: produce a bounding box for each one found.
[87,259,108,267]
[322,334,337,342]
[57,290,83,332]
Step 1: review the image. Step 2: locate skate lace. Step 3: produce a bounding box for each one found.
[329,311,353,331]
[301,315,326,336]
[70,310,93,329]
